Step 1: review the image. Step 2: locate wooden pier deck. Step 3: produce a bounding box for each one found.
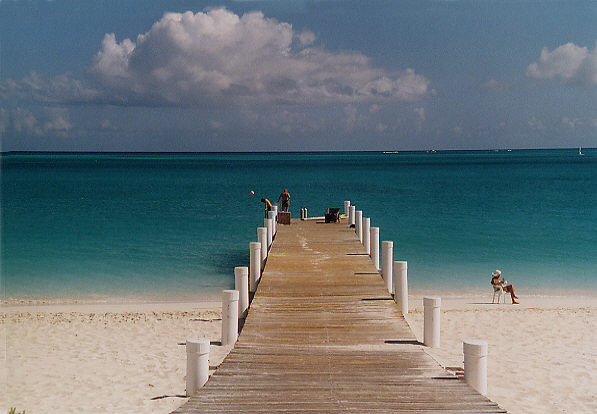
[173,218,506,413]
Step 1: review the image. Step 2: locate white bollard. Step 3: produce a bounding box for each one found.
[234,266,249,318]
[268,211,276,235]
[355,210,363,242]
[186,338,210,396]
[273,205,278,220]
[394,261,408,315]
[424,296,441,348]
[344,201,350,218]
[304,207,307,218]
[258,227,267,268]
[349,205,355,226]
[265,218,273,248]
[463,340,488,396]
[382,241,393,293]
[362,217,370,253]
[249,242,261,292]
[300,208,304,220]
[370,227,380,270]
[221,290,239,345]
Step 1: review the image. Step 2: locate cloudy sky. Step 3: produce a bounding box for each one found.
[1,0,597,151]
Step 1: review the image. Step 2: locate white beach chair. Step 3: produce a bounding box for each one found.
[492,284,506,303]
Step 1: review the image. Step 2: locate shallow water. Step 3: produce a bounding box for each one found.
[2,149,596,302]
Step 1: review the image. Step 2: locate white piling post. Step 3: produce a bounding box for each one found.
[186,338,210,396]
[463,340,488,396]
[300,208,304,220]
[344,201,350,218]
[249,242,261,292]
[265,218,273,249]
[221,290,239,345]
[273,205,278,220]
[394,260,408,315]
[304,207,307,218]
[349,205,355,226]
[362,217,370,253]
[370,227,380,270]
[355,210,363,242]
[424,296,441,348]
[268,211,276,236]
[258,227,267,268]
[234,266,249,318]
[382,241,393,293]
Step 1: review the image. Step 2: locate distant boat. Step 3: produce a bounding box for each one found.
[579,147,584,156]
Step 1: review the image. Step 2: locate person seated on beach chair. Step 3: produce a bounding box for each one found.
[491,269,518,304]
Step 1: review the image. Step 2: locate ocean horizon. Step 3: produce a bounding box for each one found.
[2,148,596,303]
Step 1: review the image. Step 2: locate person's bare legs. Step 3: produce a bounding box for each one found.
[504,285,518,303]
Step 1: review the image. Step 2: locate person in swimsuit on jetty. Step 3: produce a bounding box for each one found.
[261,198,272,218]
[278,189,290,212]
[491,269,519,304]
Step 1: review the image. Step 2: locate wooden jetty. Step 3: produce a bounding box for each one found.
[173,217,506,413]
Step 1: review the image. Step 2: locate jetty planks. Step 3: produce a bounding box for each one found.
[173,218,506,413]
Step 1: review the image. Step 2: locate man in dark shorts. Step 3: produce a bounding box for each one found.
[277,189,290,212]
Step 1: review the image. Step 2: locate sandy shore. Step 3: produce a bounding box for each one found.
[2,295,597,413]
[406,294,597,414]
[1,301,229,414]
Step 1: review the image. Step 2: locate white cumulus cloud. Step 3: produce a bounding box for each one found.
[526,42,597,85]
[2,9,429,107]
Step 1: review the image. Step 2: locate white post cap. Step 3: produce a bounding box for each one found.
[186,338,210,354]
[234,266,248,276]
[250,241,261,251]
[222,289,239,301]
[424,296,441,308]
[463,340,488,356]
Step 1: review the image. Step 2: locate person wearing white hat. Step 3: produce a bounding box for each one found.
[491,269,519,304]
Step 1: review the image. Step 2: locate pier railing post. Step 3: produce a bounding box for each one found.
[370,227,380,270]
[394,260,408,315]
[272,205,278,220]
[355,210,363,242]
[234,266,249,318]
[344,201,350,218]
[250,242,261,292]
[258,227,267,269]
[382,241,393,294]
[349,205,355,226]
[265,218,273,249]
[423,296,441,348]
[268,211,276,236]
[362,217,371,254]
[463,340,488,396]
[186,338,210,396]
[221,290,239,345]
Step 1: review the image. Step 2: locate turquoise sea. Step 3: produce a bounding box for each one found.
[1,149,596,302]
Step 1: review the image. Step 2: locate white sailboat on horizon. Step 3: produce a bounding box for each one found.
[579,147,584,156]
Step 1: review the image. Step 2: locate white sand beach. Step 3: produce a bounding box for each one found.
[2,295,597,414]
[407,295,597,414]
[0,301,229,414]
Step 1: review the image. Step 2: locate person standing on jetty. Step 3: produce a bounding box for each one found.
[278,189,291,212]
[261,198,272,218]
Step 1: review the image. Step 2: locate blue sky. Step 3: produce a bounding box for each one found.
[1,0,596,151]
